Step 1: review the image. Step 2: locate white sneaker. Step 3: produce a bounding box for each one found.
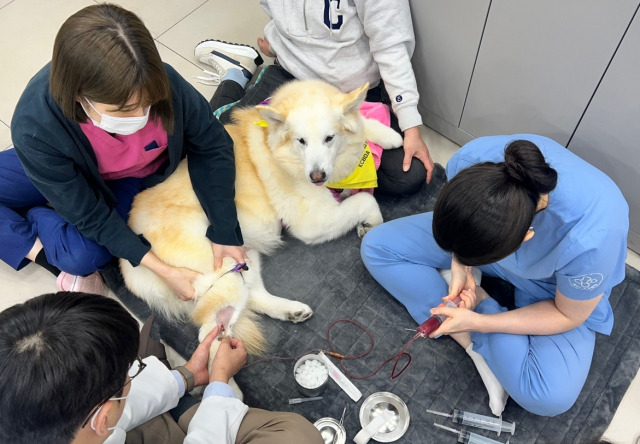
[194,39,263,80]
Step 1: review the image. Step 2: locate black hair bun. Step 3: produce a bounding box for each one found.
[504,139,558,194]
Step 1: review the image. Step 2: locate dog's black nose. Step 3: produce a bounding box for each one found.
[309,171,326,183]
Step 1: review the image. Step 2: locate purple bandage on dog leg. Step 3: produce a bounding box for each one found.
[218,262,249,280]
[231,262,248,272]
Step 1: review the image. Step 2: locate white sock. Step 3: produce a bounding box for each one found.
[466,343,509,416]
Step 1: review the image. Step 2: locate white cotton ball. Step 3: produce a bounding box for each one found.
[295,359,329,388]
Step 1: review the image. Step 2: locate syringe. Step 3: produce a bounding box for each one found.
[434,423,510,444]
[427,408,515,436]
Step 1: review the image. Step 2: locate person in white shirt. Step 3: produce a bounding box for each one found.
[0,292,322,444]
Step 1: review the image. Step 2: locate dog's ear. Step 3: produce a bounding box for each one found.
[256,105,286,128]
[339,83,369,133]
[342,82,370,115]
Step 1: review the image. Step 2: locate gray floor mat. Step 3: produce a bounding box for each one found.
[104,164,640,443]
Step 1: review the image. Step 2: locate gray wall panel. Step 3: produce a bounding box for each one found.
[409,0,489,133]
[568,10,640,252]
[460,0,638,145]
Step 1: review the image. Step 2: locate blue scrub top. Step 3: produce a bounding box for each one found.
[446,134,629,335]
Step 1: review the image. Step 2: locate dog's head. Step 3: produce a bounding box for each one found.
[256,80,369,185]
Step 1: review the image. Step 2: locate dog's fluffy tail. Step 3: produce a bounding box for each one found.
[232,311,268,356]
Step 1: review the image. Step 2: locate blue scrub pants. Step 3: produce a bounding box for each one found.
[0,149,142,275]
[361,212,596,416]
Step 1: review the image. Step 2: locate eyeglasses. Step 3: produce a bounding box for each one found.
[81,356,147,428]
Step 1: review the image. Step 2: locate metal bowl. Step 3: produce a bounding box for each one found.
[358,392,410,442]
[293,354,329,397]
[314,417,346,444]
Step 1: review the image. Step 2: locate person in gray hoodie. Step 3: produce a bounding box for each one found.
[195,0,434,197]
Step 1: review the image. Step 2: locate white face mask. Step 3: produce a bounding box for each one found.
[89,395,127,432]
[82,98,150,135]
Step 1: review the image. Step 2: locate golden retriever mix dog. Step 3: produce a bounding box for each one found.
[120,79,403,359]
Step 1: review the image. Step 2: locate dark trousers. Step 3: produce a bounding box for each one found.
[210,66,426,196]
[211,65,295,124]
[0,148,142,274]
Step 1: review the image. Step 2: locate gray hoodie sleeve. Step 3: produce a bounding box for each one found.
[354,0,423,131]
[260,0,423,132]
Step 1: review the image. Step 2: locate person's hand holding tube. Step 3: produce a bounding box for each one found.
[429,287,491,337]
[428,303,480,337]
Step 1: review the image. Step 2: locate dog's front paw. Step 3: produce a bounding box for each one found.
[285,301,313,323]
[357,207,383,238]
[357,222,375,238]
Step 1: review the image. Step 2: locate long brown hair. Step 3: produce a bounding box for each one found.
[50,4,174,133]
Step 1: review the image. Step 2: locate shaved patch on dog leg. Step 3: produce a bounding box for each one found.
[216,306,236,332]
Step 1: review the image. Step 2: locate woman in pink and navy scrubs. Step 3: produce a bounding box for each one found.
[3,4,245,299]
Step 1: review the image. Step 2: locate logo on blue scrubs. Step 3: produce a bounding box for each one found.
[569,273,604,290]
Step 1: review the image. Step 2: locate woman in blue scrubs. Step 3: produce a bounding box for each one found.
[361,135,629,416]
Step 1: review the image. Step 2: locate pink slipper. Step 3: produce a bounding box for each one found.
[56,271,106,296]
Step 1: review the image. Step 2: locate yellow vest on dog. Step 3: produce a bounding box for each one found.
[326,143,378,189]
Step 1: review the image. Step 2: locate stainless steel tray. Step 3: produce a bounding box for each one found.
[358,392,410,442]
[314,416,346,444]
